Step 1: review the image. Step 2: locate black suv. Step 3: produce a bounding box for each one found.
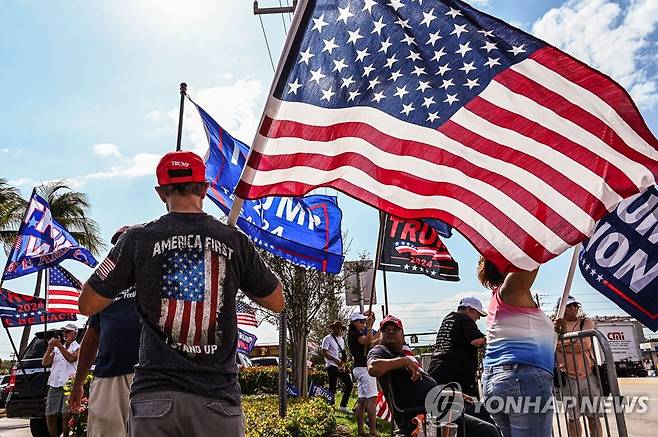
[5,328,84,437]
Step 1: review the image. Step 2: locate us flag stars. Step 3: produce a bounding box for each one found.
[282,0,538,128]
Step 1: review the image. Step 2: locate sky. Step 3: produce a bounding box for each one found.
[1,0,657,358]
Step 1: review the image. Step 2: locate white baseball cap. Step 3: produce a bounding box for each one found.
[349,312,367,322]
[566,295,581,306]
[61,323,78,332]
[459,297,487,316]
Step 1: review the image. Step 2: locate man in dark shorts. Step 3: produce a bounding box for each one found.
[428,297,487,398]
[367,316,498,437]
[69,226,141,437]
[78,151,284,437]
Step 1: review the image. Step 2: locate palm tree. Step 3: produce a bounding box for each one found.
[38,181,105,255]
[13,181,105,353]
[0,178,27,254]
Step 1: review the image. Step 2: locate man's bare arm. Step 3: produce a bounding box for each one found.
[73,326,100,386]
[248,282,285,313]
[78,282,114,316]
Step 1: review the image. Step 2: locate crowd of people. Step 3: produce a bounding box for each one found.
[36,150,603,437]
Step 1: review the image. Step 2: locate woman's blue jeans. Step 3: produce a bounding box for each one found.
[481,364,554,437]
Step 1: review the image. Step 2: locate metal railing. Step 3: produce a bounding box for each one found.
[553,329,628,437]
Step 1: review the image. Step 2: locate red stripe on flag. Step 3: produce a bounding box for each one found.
[47,290,80,298]
[463,97,635,203]
[530,47,658,148]
[492,68,658,181]
[248,150,555,261]
[240,177,515,269]
[164,299,177,338]
[179,300,192,344]
[207,253,219,343]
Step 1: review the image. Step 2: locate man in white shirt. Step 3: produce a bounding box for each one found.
[42,323,80,437]
[321,320,353,413]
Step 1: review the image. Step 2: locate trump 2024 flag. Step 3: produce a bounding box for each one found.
[235,0,658,273]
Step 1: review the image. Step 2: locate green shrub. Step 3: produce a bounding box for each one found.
[243,395,335,437]
[240,367,329,395]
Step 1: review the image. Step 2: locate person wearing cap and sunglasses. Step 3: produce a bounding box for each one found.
[428,297,487,399]
[78,151,284,437]
[42,323,80,437]
[555,296,602,437]
[348,311,380,436]
[322,320,354,412]
[367,316,498,437]
[69,226,141,437]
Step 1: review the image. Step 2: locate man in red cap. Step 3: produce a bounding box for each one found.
[78,151,284,436]
[367,316,498,437]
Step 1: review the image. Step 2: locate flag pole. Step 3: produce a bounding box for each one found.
[367,211,387,314]
[18,270,43,355]
[176,82,187,151]
[229,1,309,229]
[557,244,581,319]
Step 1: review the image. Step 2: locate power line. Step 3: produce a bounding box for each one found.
[258,15,276,72]
[278,0,288,34]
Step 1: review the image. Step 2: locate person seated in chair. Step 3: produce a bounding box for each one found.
[367,315,499,437]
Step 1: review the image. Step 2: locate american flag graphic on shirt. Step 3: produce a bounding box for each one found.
[158,248,225,347]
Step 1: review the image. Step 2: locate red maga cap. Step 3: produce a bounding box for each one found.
[156,151,206,186]
[380,315,403,331]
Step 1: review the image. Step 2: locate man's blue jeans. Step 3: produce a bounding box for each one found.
[482,364,553,437]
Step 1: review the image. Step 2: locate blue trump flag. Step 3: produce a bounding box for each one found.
[580,186,658,331]
[237,328,258,356]
[0,288,77,328]
[194,101,344,273]
[2,191,98,280]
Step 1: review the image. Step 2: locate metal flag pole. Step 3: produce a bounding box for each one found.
[176,83,187,151]
[557,244,581,319]
[367,211,387,315]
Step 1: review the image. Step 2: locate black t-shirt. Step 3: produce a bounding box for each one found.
[87,212,279,404]
[88,288,140,378]
[428,312,484,376]
[348,326,368,368]
[367,344,437,432]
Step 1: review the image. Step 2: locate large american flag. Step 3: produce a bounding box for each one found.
[235,0,658,272]
[158,249,225,346]
[47,265,82,314]
[237,301,259,327]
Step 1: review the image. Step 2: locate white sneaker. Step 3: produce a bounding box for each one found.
[338,406,351,414]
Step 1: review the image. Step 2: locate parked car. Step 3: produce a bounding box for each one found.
[237,352,253,369]
[0,374,10,407]
[5,328,84,437]
[251,356,281,367]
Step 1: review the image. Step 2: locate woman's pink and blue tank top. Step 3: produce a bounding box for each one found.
[483,289,556,373]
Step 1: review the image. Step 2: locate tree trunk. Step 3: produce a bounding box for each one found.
[291,328,307,395]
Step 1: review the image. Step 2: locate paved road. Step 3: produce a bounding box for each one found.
[2,378,658,436]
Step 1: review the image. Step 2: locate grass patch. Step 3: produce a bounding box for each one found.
[332,395,392,436]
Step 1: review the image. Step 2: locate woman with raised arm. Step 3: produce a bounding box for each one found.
[478,257,562,437]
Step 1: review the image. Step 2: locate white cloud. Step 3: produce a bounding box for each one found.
[0,148,9,154]
[9,177,36,187]
[532,0,658,109]
[84,152,161,181]
[93,143,121,158]
[146,110,163,122]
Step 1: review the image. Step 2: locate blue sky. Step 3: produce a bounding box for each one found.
[1,0,657,358]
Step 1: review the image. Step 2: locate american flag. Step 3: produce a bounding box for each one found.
[237,301,259,327]
[158,249,225,346]
[47,265,82,314]
[236,0,658,273]
[375,390,392,421]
